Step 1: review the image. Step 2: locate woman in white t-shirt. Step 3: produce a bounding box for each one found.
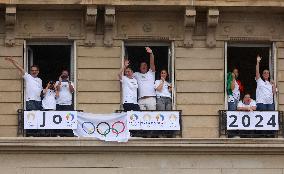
[42,81,57,110]
[155,69,172,110]
[227,68,243,111]
[255,55,276,111]
[237,93,256,111]
[118,60,140,112]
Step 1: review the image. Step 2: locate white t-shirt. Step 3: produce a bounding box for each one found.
[56,81,74,105]
[23,73,42,101]
[121,76,138,104]
[256,78,273,104]
[134,69,156,99]
[237,100,256,108]
[228,80,240,102]
[42,89,56,110]
[154,80,171,98]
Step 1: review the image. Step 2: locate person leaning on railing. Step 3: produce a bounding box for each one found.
[255,55,276,111]
[155,69,172,110]
[237,93,256,112]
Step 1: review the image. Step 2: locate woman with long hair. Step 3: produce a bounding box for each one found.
[227,68,243,111]
[155,69,172,110]
[255,55,276,111]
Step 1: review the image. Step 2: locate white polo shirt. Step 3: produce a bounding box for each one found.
[154,80,171,98]
[42,89,56,110]
[121,76,138,104]
[134,69,156,99]
[237,100,256,108]
[23,73,42,101]
[256,78,273,104]
[56,81,74,105]
[228,80,240,102]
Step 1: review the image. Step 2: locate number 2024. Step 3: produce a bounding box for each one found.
[229,115,276,127]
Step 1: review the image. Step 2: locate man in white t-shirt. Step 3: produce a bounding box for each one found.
[118,60,140,111]
[133,47,156,110]
[237,93,256,111]
[55,70,75,111]
[5,57,42,111]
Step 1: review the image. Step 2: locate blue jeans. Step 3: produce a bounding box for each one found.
[26,100,42,111]
[256,103,275,111]
[228,99,238,111]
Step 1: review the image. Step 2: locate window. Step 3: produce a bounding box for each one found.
[122,42,176,109]
[225,42,277,109]
[23,41,76,109]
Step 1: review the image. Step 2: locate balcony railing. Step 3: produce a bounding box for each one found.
[17,109,182,138]
[219,110,284,138]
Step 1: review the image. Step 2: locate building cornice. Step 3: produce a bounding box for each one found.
[0,138,284,155]
[1,0,284,7]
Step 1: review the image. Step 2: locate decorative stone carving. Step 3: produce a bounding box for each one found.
[184,7,196,47]
[104,6,115,47]
[206,8,219,48]
[143,23,152,33]
[84,5,97,46]
[5,5,16,47]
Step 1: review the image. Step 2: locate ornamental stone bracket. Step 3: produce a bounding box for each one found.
[84,5,97,47]
[206,8,219,48]
[184,7,196,48]
[5,5,16,47]
[104,6,115,47]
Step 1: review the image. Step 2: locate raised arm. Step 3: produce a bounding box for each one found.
[5,57,25,76]
[230,72,236,91]
[118,60,129,80]
[146,47,155,72]
[256,55,261,80]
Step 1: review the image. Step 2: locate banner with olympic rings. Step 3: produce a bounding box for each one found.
[73,112,130,142]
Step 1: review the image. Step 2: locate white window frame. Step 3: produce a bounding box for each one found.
[122,41,176,109]
[224,42,277,110]
[23,40,77,110]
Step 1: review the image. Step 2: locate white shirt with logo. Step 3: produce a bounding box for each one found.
[121,76,138,104]
[228,80,240,102]
[42,89,56,110]
[134,69,156,99]
[23,73,42,101]
[56,81,74,105]
[154,80,171,98]
[256,78,273,104]
[237,100,256,108]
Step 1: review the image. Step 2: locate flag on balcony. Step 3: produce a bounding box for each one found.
[73,112,130,142]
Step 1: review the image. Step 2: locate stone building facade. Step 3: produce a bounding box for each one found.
[0,0,284,173]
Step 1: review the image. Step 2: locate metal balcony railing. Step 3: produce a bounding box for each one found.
[219,110,284,138]
[115,110,182,138]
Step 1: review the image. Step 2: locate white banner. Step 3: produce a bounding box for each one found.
[127,111,180,130]
[73,112,130,142]
[24,111,77,129]
[227,111,279,130]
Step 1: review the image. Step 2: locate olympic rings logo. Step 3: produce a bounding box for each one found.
[82,121,125,137]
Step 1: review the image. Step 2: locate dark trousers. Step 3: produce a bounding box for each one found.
[54,104,74,137]
[26,100,42,137]
[123,103,140,112]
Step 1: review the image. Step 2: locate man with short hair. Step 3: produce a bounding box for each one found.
[6,57,43,137]
[134,47,156,110]
[55,70,75,111]
[5,57,42,111]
